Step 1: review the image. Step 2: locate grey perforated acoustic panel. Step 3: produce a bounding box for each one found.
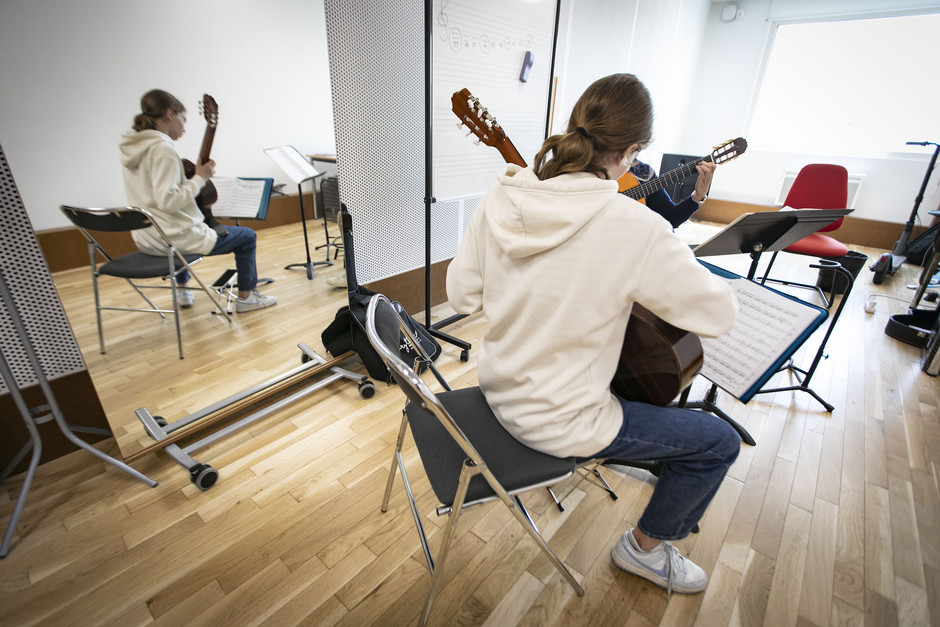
[0,144,86,394]
[324,0,428,285]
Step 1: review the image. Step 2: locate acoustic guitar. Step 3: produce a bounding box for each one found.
[618,137,747,201]
[451,88,712,406]
[182,94,226,236]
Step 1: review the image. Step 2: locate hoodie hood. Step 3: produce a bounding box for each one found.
[487,164,619,259]
[119,129,170,171]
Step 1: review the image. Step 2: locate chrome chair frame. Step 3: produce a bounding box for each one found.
[364,294,584,626]
[61,205,231,359]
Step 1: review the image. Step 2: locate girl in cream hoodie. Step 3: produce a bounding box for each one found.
[446,74,739,597]
[120,89,275,313]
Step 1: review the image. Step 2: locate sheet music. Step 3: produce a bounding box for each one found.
[264,145,320,184]
[701,277,823,398]
[211,177,271,219]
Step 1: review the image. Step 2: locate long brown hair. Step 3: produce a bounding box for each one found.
[533,74,653,181]
[132,89,186,131]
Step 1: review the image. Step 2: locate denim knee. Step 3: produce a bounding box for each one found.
[713,421,742,468]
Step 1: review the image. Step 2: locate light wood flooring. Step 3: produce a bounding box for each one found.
[1,221,939,626]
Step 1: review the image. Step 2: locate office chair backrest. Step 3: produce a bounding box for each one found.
[321,177,341,222]
[61,206,154,233]
[784,164,849,232]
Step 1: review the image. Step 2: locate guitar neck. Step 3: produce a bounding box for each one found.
[497,141,527,168]
[197,126,215,166]
[622,155,712,201]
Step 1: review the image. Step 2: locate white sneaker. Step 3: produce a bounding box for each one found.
[235,289,277,313]
[177,289,194,309]
[326,274,347,289]
[610,529,708,597]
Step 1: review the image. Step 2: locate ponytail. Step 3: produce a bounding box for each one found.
[533,74,653,181]
[131,89,186,132]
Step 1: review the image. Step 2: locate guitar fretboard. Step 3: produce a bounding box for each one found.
[622,156,712,201]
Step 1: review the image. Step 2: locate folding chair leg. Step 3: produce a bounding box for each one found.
[495,480,585,598]
[418,460,475,627]
[590,465,618,500]
[381,411,409,513]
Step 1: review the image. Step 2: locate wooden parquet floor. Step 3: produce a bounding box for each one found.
[1,221,939,626]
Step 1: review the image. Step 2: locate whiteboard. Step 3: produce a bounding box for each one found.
[432,0,558,200]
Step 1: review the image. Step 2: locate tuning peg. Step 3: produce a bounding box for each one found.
[456,122,464,130]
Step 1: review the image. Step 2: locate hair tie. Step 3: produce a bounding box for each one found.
[575,126,589,138]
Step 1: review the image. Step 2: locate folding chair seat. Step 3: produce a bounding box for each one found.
[363,294,584,626]
[60,205,231,359]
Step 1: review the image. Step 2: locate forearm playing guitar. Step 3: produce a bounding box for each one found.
[182,94,226,236]
[451,88,744,406]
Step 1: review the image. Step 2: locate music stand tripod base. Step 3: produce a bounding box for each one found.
[285,260,332,280]
[675,384,756,446]
[284,173,328,280]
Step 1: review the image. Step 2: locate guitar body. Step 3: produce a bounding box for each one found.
[616,171,646,205]
[182,158,219,218]
[450,88,739,405]
[611,304,703,406]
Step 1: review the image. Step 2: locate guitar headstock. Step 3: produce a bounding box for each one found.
[451,88,526,167]
[198,94,219,128]
[451,88,506,149]
[711,137,747,164]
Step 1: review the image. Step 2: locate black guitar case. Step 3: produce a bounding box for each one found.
[321,202,441,383]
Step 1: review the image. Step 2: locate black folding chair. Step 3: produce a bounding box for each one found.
[363,294,585,625]
[60,205,231,359]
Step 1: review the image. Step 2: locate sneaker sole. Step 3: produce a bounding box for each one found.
[610,547,708,594]
[236,302,276,313]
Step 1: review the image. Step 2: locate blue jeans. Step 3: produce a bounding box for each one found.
[593,396,741,541]
[178,226,258,292]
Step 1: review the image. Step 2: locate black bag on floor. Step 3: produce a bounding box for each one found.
[320,203,441,383]
[321,288,441,383]
[906,223,939,266]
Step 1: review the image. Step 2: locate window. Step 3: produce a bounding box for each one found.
[748,13,940,156]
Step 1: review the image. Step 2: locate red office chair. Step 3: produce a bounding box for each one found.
[759,164,849,306]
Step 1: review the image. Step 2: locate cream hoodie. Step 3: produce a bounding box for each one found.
[119,129,217,255]
[446,165,737,457]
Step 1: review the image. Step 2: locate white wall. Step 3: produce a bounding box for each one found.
[686,0,940,222]
[4,0,939,234]
[0,0,335,232]
[551,0,712,164]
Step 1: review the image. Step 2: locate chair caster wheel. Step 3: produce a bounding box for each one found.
[359,380,376,399]
[190,463,219,490]
[153,415,168,428]
[460,349,469,362]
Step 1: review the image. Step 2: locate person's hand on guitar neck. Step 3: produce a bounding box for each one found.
[194,158,216,182]
[690,161,716,204]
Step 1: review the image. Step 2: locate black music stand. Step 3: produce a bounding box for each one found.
[681,209,853,444]
[283,173,330,280]
[265,146,330,280]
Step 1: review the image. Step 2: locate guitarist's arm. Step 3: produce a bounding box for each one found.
[634,219,737,339]
[445,206,486,315]
[194,158,216,184]
[643,160,715,228]
[150,151,212,217]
